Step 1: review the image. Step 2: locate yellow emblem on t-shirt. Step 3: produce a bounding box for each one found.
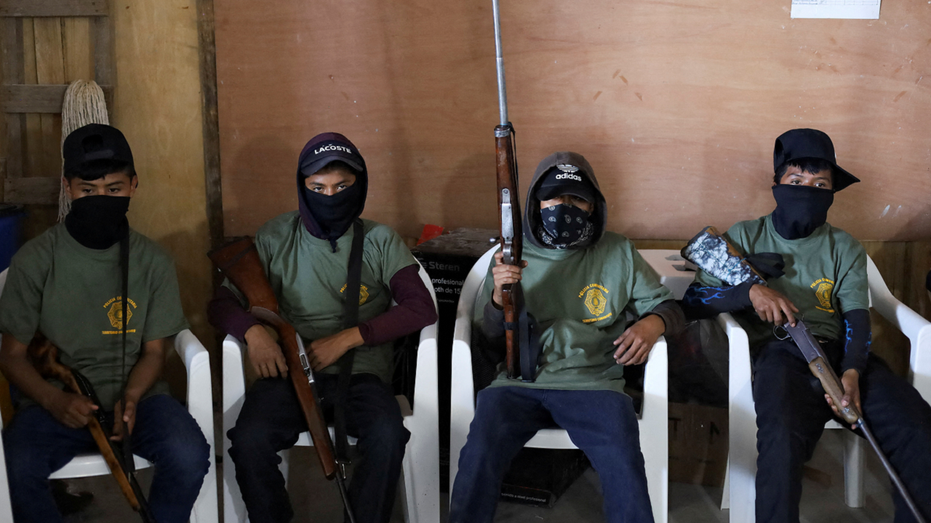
[102,297,138,334]
[339,284,370,305]
[810,278,835,313]
[579,283,612,323]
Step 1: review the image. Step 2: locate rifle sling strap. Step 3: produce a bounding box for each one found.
[334,219,365,465]
[118,232,134,475]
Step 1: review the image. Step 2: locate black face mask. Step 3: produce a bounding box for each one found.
[771,184,834,240]
[299,182,364,244]
[65,195,130,249]
[537,204,594,249]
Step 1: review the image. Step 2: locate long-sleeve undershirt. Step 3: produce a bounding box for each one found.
[207,264,436,345]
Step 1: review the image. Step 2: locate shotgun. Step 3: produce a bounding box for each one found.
[26,335,155,523]
[208,238,355,520]
[492,0,527,380]
[782,321,927,523]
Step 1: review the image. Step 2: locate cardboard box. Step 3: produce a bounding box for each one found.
[668,402,729,487]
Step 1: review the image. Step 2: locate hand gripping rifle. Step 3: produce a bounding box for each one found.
[780,321,927,523]
[26,334,155,523]
[682,226,927,522]
[208,239,356,522]
[492,0,534,381]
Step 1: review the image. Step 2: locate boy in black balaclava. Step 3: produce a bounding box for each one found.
[209,132,437,523]
[0,124,210,523]
[682,128,931,523]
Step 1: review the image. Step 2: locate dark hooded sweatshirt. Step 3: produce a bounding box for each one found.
[207,136,436,381]
[478,152,684,393]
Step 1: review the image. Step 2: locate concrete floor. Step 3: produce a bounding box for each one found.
[58,428,898,522]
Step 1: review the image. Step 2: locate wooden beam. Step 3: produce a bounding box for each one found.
[92,15,110,86]
[1,17,23,177]
[0,0,108,18]
[198,0,223,249]
[4,176,59,204]
[2,83,112,113]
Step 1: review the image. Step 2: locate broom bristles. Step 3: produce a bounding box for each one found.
[59,80,109,222]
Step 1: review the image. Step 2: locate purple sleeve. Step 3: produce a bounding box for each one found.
[207,285,261,343]
[357,264,438,346]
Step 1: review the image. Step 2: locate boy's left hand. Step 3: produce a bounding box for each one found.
[613,314,665,366]
[308,327,364,370]
[111,398,136,441]
[826,369,862,429]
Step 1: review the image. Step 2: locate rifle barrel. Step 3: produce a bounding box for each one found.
[492,0,508,126]
[860,421,927,523]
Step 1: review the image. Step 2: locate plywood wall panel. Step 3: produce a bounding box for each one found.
[110,0,213,372]
[216,0,931,242]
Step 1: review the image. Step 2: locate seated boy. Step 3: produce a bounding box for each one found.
[0,124,210,523]
[449,151,684,523]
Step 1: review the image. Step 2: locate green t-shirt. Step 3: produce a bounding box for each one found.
[226,213,417,384]
[0,223,189,409]
[693,214,869,348]
[477,232,673,394]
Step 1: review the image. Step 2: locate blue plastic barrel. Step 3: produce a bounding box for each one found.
[0,204,25,272]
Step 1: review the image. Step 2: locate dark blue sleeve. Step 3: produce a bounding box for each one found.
[680,281,755,321]
[840,308,870,375]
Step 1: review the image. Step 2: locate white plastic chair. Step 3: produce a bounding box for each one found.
[449,246,669,523]
[0,268,218,523]
[720,255,931,522]
[221,261,440,523]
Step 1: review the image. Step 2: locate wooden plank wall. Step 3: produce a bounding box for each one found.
[215,0,931,243]
[214,0,931,373]
[4,16,94,238]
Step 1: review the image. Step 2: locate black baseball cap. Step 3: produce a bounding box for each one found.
[535,164,596,202]
[773,128,859,192]
[62,124,134,176]
[298,132,366,177]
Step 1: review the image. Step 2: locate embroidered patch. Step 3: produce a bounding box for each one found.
[339,284,370,305]
[102,296,138,335]
[810,278,835,313]
[578,283,613,322]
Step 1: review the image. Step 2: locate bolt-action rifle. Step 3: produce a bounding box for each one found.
[208,238,355,522]
[491,0,531,380]
[27,335,155,523]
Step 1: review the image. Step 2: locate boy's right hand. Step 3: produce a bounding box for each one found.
[244,324,288,378]
[491,252,528,308]
[46,390,97,429]
[748,284,798,326]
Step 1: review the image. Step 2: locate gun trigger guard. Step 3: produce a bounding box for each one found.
[773,325,790,341]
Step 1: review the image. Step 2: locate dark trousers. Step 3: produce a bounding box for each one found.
[227,373,409,523]
[449,386,653,523]
[2,394,210,523]
[752,338,931,523]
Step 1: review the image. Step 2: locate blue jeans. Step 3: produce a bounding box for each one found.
[449,386,654,523]
[753,340,931,523]
[227,374,410,523]
[3,393,210,523]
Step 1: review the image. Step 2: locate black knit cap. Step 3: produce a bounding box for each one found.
[63,124,134,176]
[773,128,859,192]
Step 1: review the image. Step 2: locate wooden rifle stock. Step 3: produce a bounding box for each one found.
[26,335,153,521]
[496,125,523,379]
[209,238,339,479]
